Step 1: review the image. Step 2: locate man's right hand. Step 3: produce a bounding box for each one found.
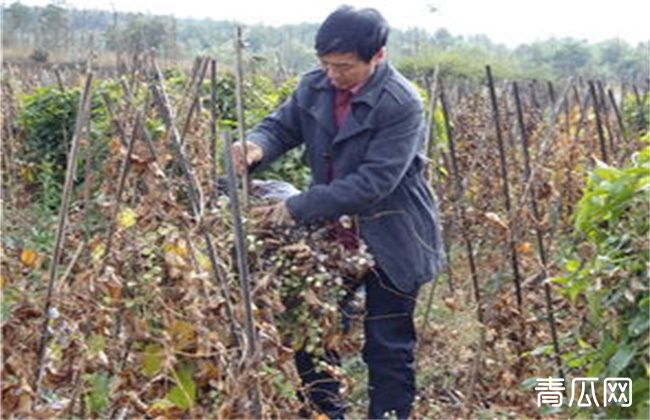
[231,141,264,176]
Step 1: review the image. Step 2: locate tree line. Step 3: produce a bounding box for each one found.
[2,1,649,82]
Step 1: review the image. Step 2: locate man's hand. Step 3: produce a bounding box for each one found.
[251,201,295,226]
[231,141,264,176]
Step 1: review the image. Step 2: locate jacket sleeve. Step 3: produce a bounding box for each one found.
[246,91,303,170]
[286,98,423,223]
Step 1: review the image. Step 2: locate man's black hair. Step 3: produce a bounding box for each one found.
[315,5,389,62]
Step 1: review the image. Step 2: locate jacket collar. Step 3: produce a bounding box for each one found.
[351,61,390,107]
[306,62,392,142]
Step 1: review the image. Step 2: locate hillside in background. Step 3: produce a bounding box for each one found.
[2,1,649,82]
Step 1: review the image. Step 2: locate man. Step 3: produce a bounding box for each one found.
[232,5,445,418]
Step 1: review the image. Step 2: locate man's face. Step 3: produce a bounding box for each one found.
[318,49,384,90]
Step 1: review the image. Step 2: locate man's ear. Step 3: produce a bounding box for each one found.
[372,47,386,65]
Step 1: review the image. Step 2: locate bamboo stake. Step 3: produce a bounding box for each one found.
[210,58,219,202]
[572,84,586,125]
[234,26,250,209]
[56,239,85,292]
[532,79,574,159]
[632,84,645,134]
[1,76,17,207]
[572,89,592,143]
[530,79,540,109]
[439,79,483,323]
[597,81,617,157]
[101,92,128,147]
[513,81,564,379]
[563,87,571,139]
[53,67,66,92]
[588,80,609,163]
[181,56,202,104]
[34,71,94,394]
[501,79,518,154]
[421,65,455,310]
[149,57,240,347]
[222,129,262,418]
[518,80,573,226]
[424,64,440,164]
[485,65,524,311]
[546,80,556,105]
[120,80,161,165]
[100,113,143,274]
[81,114,95,243]
[150,59,202,216]
[180,56,210,145]
[608,88,628,160]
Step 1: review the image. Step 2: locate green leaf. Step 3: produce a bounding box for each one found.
[520,376,539,390]
[566,356,587,368]
[87,334,106,356]
[565,259,581,273]
[149,398,175,413]
[530,344,553,356]
[594,166,620,181]
[567,277,587,302]
[549,275,570,285]
[166,366,196,410]
[628,312,649,337]
[539,405,564,416]
[577,338,593,350]
[607,344,636,376]
[84,372,110,414]
[600,333,618,360]
[586,361,606,377]
[142,343,165,377]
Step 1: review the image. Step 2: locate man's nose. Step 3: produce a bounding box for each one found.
[326,67,339,79]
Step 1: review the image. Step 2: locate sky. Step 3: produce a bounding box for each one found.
[9,0,650,47]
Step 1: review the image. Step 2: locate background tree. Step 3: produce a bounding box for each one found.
[2,2,34,48]
[550,38,593,75]
[1,3,647,83]
[37,2,70,52]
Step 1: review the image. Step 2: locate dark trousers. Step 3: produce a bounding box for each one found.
[295,268,419,419]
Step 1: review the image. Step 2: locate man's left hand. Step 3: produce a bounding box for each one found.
[251,201,295,226]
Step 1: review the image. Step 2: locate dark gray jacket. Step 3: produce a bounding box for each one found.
[248,61,444,292]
